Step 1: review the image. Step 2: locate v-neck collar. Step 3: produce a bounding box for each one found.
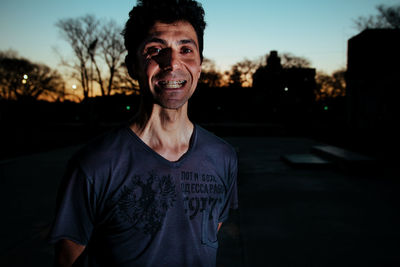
[125,124,197,168]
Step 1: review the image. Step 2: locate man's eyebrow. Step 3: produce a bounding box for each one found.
[178,39,198,48]
[144,37,198,48]
[144,37,166,46]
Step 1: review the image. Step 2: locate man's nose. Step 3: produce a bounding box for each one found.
[155,48,180,71]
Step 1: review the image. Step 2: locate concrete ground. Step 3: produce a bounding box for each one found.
[1,137,399,266]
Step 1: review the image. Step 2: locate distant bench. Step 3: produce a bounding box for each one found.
[281,145,376,171]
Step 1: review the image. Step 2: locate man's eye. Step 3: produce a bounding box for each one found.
[181,47,193,54]
[146,47,162,56]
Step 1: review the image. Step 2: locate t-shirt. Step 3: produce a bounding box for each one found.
[48,124,238,267]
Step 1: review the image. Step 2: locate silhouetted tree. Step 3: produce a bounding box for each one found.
[227,59,261,87]
[354,4,400,30]
[0,51,65,101]
[280,52,311,68]
[56,15,97,100]
[315,69,346,101]
[198,58,223,88]
[228,65,243,88]
[115,62,140,95]
[56,15,128,100]
[97,20,126,96]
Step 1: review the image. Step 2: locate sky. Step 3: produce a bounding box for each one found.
[0,0,398,76]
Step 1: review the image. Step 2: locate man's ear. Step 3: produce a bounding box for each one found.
[125,54,137,80]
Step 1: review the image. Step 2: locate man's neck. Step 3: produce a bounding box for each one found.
[130,103,194,162]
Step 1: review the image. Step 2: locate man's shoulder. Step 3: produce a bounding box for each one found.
[72,126,132,171]
[196,125,237,159]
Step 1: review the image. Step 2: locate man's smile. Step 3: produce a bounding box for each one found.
[157,80,187,89]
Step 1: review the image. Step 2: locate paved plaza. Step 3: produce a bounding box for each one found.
[1,136,399,266]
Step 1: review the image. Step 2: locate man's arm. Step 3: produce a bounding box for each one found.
[218,222,222,231]
[54,239,86,267]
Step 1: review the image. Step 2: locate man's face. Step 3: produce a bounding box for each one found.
[134,20,202,110]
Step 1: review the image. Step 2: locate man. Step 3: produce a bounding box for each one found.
[48,0,238,266]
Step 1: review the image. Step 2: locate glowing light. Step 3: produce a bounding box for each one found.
[126,105,131,111]
[22,79,27,84]
[23,74,28,79]
[324,106,329,111]
[72,84,77,90]
[284,87,289,92]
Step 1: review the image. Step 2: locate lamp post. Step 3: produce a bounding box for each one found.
[22,74,28,84]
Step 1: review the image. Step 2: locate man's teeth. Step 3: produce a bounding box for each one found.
[159,80,185,88]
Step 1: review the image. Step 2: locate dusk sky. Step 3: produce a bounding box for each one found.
[0,0,397,76]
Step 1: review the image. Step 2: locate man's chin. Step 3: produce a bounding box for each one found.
[155,97,189,110]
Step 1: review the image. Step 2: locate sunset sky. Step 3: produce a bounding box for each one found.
[0,0,397,75]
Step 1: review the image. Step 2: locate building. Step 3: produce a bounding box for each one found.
[346,29,400,130]
[252,51,316,121]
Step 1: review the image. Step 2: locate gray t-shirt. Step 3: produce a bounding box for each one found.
[49,125,238,267]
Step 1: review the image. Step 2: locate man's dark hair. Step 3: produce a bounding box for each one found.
[123,0,206,67]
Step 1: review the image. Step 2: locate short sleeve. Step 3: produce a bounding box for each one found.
[48,162,96,246]
[218,154,238,223]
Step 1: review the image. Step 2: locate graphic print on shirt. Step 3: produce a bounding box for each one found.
[116,172,176,235]
[180,171,224,221]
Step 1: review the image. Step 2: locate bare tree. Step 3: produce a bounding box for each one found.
[56,15,99,100]
[98,20,126,96]
[56,15,129,100]
[280,52,311,68]
[227,59,262,87]
[0,51,65,101]
[115,62,140,95]
[315,69,346,101]
[199,58,223,88]
[354,4,400,30]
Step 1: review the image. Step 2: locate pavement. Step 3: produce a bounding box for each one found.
[1,136,399,267]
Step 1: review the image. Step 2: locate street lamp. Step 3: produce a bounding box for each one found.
[22,74,28,84]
